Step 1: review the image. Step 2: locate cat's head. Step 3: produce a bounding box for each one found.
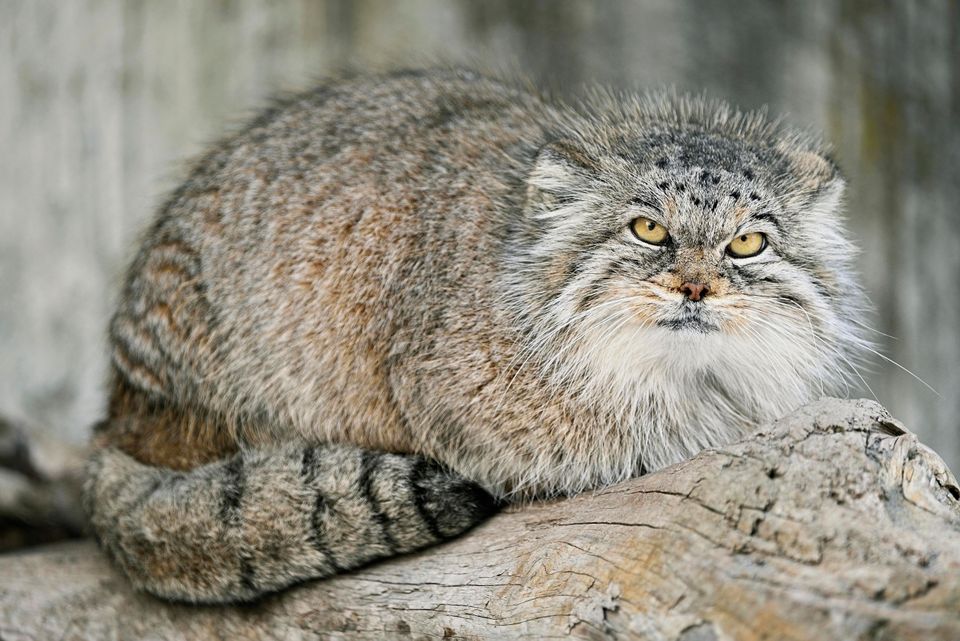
[511,93,868,420]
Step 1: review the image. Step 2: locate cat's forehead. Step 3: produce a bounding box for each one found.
[616,129,786,177]
[652,176,761,246]
[611,132,784,244]
[608,130,785,232]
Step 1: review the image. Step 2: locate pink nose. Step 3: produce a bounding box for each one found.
[680,282,708,301]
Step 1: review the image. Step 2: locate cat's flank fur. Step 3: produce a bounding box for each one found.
[85,69,867,603]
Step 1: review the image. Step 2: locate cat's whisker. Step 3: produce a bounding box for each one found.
[742,295,866,396]
[772,306,877,401]
[748,304,828,392]
[758,297,887,399]
[861,347,940,397]
[832,348,879,401]
[753,302,859,396]
[848,318,898,341]
[738,323,817,401]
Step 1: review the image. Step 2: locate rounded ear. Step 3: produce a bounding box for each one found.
[777,143,843,193]
[775,143,846,217]
[527,140,599,199]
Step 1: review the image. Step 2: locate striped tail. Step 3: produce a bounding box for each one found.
[83,443,497,603]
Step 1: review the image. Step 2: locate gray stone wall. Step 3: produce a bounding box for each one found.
[2,0,957,470]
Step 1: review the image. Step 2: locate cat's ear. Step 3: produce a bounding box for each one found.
[778,145,846,216]
[527,140,599,201]
[779,145,844,192]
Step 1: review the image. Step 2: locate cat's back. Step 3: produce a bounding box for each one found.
[195,68,546,341]
[112,69,548,444]
[172,68,544,233]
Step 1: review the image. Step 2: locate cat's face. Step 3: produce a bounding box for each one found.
[515,115,867,423]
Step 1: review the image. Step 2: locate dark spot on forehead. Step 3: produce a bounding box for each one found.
[617,129,782,175]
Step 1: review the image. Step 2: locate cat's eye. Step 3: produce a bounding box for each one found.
[727,232,767,258]
[630,217,669,246]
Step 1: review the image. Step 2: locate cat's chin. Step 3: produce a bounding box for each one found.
[577,324,727,381]
[578,322,820,414]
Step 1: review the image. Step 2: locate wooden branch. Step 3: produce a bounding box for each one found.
[1,398,958,640]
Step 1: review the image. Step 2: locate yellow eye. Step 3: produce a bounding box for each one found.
[630,217,669,246]
[727,232,767,258]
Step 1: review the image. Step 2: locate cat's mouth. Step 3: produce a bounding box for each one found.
[655,302,720,333]
[656,316,719,333]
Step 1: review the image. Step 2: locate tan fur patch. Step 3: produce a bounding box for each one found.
[99,377,238,471]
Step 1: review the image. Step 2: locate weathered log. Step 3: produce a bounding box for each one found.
[1,398,958,640]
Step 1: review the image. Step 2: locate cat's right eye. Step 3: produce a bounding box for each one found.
[630,217,670,246]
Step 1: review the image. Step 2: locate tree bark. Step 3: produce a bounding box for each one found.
[1,398,958,641]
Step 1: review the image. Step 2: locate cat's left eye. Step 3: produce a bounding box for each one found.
[727,232,767,258]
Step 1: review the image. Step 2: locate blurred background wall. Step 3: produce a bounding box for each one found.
[1,0,957,470]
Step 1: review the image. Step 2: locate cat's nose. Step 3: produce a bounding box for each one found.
[680,281,708,301]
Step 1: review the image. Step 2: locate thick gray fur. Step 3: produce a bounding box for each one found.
[85,68,866,603]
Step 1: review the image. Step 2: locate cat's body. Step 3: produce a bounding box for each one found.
[85,69,865,602]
